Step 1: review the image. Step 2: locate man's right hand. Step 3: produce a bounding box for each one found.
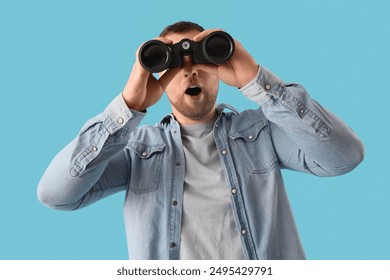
[122,37,180,112]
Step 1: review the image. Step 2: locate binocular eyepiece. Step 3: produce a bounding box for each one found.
[139,31,235,73]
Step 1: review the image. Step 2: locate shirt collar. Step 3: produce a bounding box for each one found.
[158,103,239,126]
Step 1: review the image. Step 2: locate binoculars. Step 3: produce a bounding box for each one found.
[138,31,235,73]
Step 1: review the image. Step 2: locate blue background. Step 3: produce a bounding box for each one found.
[1,0,389,259]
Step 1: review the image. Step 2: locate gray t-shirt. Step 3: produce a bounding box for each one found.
[179,121,245,260]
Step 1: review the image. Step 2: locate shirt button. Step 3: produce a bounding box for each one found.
[92,146,98,152]
[175,161,180,166]
[265,84,271,91]
[215,124,219,128]
[142,151,147,157]
[248,135,254,140]
[117,117,124,124]
[221,150,227,155]
[231,188,237,194]
[172,201,178,206]
[241,229,247,235]
[170,243,176,248]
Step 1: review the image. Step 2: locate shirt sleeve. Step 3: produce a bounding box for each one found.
[240,67,364,176]
[37,93,146,210]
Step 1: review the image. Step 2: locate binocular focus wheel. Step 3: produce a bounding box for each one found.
[182,41,191,50]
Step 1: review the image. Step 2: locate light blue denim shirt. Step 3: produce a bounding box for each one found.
[37,67,364,259]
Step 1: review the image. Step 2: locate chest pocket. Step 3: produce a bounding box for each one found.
[229,120,277,174]
[127,142,165,193]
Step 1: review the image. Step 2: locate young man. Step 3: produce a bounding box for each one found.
[37,21,364,260]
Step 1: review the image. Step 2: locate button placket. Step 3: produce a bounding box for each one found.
[215,128,257,259]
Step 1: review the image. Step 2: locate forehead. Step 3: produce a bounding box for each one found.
[164,30,201,44]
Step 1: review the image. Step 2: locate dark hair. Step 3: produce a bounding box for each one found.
[159,21,204,37]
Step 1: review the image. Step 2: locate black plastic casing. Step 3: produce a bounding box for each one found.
[139,31,235,73]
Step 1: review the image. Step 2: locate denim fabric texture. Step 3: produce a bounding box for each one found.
[37,67,364,259]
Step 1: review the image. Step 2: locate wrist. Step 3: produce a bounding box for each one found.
[121,91,146,112]
[239,64,261,89]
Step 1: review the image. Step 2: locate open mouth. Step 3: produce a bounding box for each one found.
[185,85,202,96]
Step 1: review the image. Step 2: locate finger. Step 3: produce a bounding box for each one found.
[192,28,223,42]
[158,67,181,90]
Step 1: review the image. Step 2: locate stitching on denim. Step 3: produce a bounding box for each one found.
[231,135,278,174]
[128,146,164,193]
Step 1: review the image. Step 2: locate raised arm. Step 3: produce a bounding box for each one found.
[37,95,145,210]
[37,36,180,210]
[240,67,364,176]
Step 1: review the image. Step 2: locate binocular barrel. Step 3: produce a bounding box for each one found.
[139,31,235,73]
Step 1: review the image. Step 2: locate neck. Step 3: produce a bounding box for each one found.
[173,107,218,125]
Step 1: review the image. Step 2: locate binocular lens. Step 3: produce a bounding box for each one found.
[203,34,233,64]
[139,41,170,72]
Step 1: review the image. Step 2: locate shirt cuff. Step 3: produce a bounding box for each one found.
[239,66,285,106]
[103,93,146,135]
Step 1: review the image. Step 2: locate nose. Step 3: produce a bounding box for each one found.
[182,56,198,78]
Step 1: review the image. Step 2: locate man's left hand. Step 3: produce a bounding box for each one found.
[193,28,259,88]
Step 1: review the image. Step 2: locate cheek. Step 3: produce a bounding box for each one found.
[165,77,181,95]
[208,77,220,94]
[165,85,181,103]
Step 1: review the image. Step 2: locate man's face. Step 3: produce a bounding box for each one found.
[162,30,219,124]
